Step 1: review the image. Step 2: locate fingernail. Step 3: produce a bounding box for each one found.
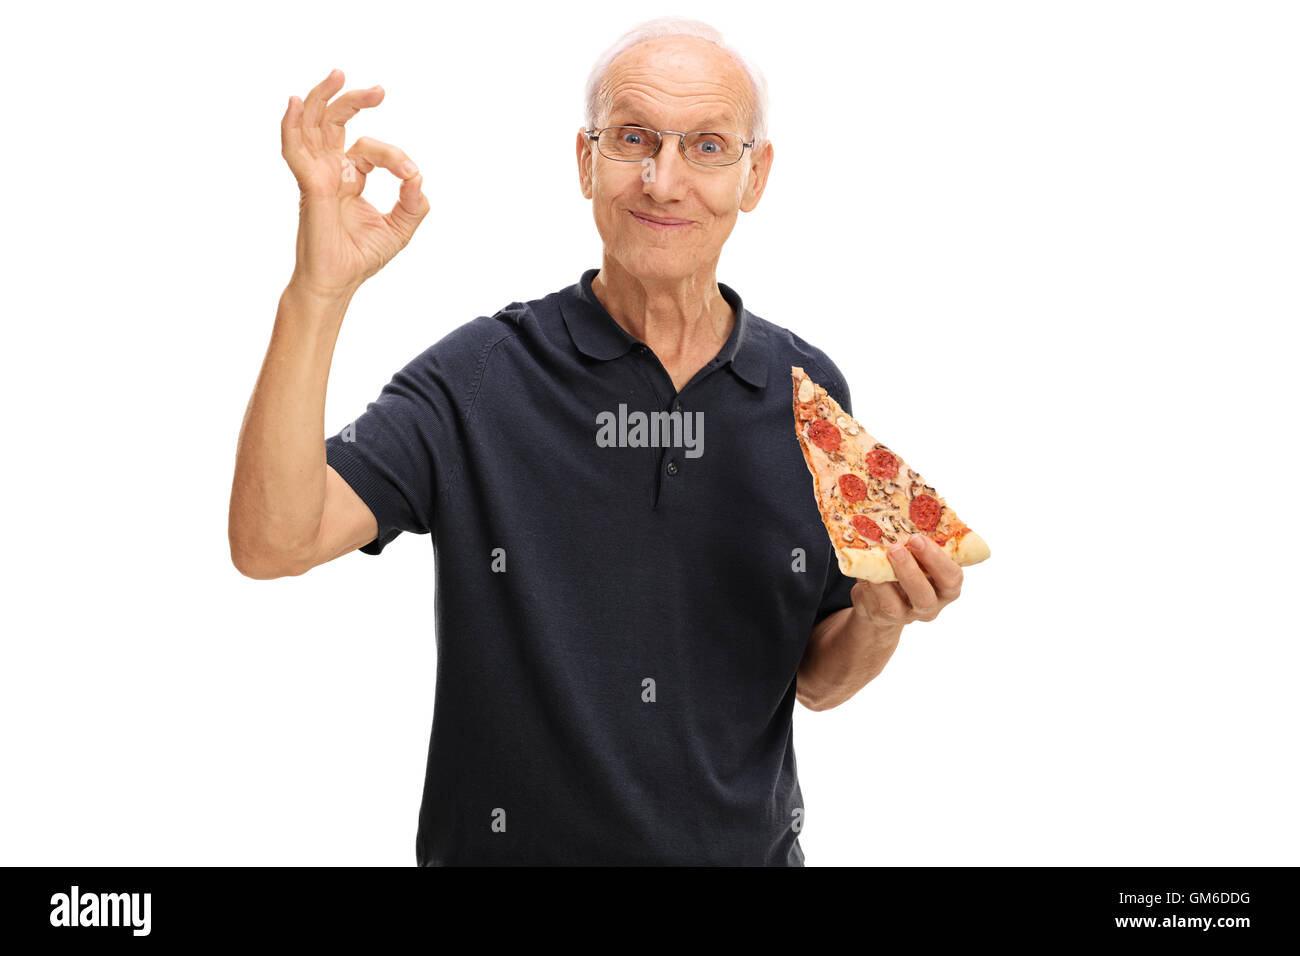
[401,161,418,177]
[907,535,926,553]
[889,543,906,559]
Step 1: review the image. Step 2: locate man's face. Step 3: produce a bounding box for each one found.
[577,35,773,284]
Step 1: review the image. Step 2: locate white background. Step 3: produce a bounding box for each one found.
[1,0,1295,866]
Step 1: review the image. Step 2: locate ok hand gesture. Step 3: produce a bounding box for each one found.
[280,68,430,298]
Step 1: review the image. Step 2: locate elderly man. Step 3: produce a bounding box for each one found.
[229,18,965,866]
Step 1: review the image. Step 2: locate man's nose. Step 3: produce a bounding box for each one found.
[643,134,689,199]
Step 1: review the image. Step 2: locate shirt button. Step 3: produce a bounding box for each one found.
[666,459,679,476]
[674,400,682,412]
[636,344,649,355]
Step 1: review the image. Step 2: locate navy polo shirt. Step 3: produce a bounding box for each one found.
[324,268,857,865]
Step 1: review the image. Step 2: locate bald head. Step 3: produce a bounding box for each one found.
[594,35,756,144]
[584,19,769,144]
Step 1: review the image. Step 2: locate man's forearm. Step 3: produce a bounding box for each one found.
[228,282,353,576]
[796,605,903,711]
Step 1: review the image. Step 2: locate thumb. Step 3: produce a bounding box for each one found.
[386,172,430,241]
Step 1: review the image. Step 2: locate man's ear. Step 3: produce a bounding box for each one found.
[576,128,594,199]
[739,140,774,213]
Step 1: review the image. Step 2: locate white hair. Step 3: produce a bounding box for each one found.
[583,17,770,145]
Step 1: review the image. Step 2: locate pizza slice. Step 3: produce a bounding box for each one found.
[792,365,990,583]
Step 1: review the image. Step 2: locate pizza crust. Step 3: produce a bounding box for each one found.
[835,531,991,583]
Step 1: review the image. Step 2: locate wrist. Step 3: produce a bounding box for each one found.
[285,272,360,307]
[849,604,903,644]
[277,279,354,336]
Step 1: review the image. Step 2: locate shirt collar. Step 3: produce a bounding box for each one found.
[559,268,769,388]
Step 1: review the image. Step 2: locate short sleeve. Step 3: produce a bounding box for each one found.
[810,358,857,626]
[325,311,516,556]
[325,343,450,555]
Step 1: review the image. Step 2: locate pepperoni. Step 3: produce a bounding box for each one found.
[838,473,868,502]
[807,420,841,453]
[909,494,942,532]
[850,514,883,541]
[865,448,899,480]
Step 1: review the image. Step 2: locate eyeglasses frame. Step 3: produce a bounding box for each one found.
[584,125,756,168]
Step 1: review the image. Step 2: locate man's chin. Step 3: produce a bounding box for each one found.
[617,246,704,284]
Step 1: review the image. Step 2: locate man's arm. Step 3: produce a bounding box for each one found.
[228,69,429,579]
[797,533,964,710]
[229,284,378,579]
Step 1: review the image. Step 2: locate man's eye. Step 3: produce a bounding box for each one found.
[623,132,644,145]
[697,140,719,153]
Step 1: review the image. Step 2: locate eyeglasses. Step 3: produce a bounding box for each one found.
[585,125,755,167]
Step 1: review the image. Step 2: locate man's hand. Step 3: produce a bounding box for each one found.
[797,534,964,711]
[281,68,431,299]
[848,533,964,630]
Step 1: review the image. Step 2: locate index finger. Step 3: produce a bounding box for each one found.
[904,534,963,599]
[345,136,420,181]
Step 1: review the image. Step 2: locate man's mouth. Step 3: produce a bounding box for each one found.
[629,210,694,232]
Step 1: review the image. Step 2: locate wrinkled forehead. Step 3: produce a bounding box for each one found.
[596,36,753,132]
